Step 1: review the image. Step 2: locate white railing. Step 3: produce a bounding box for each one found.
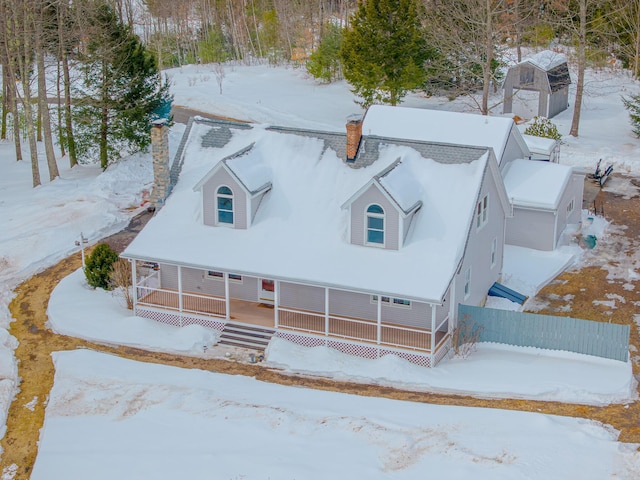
[278,308,325,334]
[137,286,226,319]
[278,307,432,353]
[182,292,225,317]
[380,323,431,351]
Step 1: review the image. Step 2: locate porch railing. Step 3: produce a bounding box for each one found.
[278,307,437,353]
[137,286,226,318]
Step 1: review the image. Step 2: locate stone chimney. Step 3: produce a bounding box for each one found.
[149,119,170,209]
[346,114,363,162]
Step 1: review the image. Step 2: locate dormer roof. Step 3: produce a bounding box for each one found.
[193,143,272,196]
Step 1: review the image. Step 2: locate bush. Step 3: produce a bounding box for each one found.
[85,243,119,289]
[109,258,134,309]
[524,116,562,141]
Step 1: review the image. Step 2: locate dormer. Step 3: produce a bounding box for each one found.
[342,159,422,250]
[193,144,272,229]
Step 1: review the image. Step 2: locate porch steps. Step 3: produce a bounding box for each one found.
[218,322,275,351]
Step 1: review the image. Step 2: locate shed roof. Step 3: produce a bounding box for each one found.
[502,159,574,210]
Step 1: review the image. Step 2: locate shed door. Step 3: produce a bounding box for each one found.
[513,90,539,120]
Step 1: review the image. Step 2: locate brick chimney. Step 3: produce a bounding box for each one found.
[149,119,170,208]
[346,114,363,162]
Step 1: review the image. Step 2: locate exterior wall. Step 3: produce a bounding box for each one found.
[455,166,506,311]
[158,264,178,290]
[229,275,259,301]
[549,88,569,119]
[280,282,325,311]
[328,288,432,329]
[350,184,400,250]
[506,207,556,251]
[202,167,248,229]
[501,129,530,166]
[554,172,584,245]
[503,64,551,119]
[402,211,416,243]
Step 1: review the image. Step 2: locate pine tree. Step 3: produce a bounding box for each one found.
[306,23,343,83]
[73,2,172,169]
[622,94,640,137]
[340,0,431,107]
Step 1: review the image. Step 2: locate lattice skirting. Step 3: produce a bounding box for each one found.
[137,308,225,332]
[275,331,433,368]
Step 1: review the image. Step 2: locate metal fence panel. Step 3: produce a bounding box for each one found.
[458,304,629,362]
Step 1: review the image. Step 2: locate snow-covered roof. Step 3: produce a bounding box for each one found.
[522,50,568,72]
[123,120,490,302]
[522,134,558,156]
[225,147,272,193]
[362,105,527,164]
[502,159,574,209]
[377,160,423,213]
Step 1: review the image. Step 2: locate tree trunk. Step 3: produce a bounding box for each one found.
[59,4,77,167]
[570,0,587,137]
[100,59,109,170]
[56,59,66,157]
[1,68,8,140]
[635,2,640,78]
[36,19,60,181]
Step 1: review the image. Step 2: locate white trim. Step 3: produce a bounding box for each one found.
[224,273,230,320]
[490,237,498,268]
[131,260,138,315]
[274,280,279,328]
[476,194,489,230]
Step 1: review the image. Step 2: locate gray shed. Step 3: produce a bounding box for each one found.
[503,51,571,119]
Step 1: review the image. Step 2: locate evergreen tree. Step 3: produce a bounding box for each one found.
[73,2,172,169]
[306,23,343,83]
[622,94,640,137]
[340,0,431,107]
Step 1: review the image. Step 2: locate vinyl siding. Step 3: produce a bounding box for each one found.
[350,184,400,250]
[549,88,569,119]
[279,282,325,311]
[456,167,506,310]
[501,130,529,166]
[506,207,555,251]
[202,168,248,229]
[158,264,178,290]
[555,172,584,244]
[229,275,259,301]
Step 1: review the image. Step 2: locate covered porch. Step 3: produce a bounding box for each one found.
[132,261,452,365]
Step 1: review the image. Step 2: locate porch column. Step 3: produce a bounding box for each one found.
[274,280,279,328]
[224,273,230,320]
[131,260,137,315]
[324,287,329,336]
[448,278,456,334]
[430,304,436,353]
[177,265,183,327]
[376,295,382,345]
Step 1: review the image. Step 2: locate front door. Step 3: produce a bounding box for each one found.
[259,279,275,303]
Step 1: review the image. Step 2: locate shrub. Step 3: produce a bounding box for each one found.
[524,116,562,141]
[85,243,119,289]
[109,258,134,309]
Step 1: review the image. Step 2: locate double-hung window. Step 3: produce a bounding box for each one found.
[476,195,488,229]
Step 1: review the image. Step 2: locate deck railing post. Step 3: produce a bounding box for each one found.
[274,280,279,328]
[377,295,382,353]
[131,260,138,315]
[177,265,183,327]
[325,287,329,337]
[224,273,230,321]
[430,304,436,354]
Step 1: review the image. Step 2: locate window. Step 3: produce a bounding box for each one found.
[216,186,234,225]
[207,270,223,278]
[464,267,471,299]
[491,237,497,268]
[229,274,243,282]
[476,195,488,229]
[366,204,385,245]
[371,295,411,308]
[566,199,574,217]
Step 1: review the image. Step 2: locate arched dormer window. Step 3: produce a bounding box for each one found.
[366,204,385,246]
[216,186,234,225]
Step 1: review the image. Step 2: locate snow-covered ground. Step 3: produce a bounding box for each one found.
[29,349,640,480]
[2,53,640,477]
